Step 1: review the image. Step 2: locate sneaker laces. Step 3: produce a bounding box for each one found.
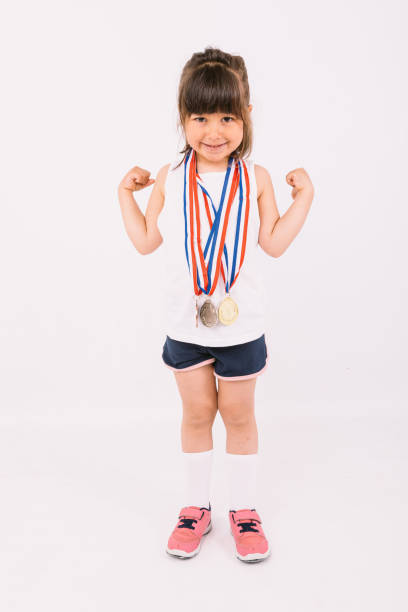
[237,520,260,534]
[177,517,198,530]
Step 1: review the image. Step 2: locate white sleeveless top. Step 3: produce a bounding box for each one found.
[157,154,267,346]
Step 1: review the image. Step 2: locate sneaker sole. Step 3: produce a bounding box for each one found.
[236,549,271,562]
[166,520,212,559]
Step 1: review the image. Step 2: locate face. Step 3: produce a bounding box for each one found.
[184,106,252,168]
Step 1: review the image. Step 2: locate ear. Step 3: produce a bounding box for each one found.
[248,104,253,113]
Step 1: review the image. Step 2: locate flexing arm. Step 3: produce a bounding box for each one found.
[255,165,315,257]
[117,164,169,255]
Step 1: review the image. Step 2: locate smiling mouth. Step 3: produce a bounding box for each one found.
[202,142,227,149]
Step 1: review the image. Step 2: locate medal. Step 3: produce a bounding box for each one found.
[184,149,251,327]
[199,298,218,327]
[218,293,239,325]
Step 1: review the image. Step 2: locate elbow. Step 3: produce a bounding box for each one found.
[136,244,150,255]
[125,230,149,255]
[269,245,287,258]
[128,239,149,255]
[259,241,283,258]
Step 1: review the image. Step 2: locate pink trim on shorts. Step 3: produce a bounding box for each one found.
[213,343,270,382]
[162,357,216,373]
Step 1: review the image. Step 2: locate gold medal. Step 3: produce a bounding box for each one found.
[218,294,239,325]
[199,298,218,327]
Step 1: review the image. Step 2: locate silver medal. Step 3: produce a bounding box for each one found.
[199,298,218,327]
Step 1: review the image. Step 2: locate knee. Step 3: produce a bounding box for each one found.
[182,402,218,430]
[218,403,254,430]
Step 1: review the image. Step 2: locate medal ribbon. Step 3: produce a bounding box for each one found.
[183,148,251,297]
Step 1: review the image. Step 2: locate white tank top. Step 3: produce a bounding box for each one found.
[157,154,267,346]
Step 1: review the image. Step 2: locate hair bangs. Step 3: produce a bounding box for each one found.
[183,64,243,118]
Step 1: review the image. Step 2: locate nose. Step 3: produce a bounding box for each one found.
[205,122,224,141]
[205,132,224,144]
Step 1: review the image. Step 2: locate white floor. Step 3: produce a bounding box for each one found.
[1,415,407,611]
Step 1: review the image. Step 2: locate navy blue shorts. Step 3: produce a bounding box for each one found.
[162,334,269,381]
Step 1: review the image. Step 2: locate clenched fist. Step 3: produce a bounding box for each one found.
[285,168,314,199]
[118,166,155,192]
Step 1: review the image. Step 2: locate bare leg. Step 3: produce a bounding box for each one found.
[173,364,218,452]
[217,377,258,454]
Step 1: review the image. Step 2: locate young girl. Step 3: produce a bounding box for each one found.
[118,47,314,563]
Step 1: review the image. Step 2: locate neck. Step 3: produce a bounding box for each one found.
[195,151,231,173]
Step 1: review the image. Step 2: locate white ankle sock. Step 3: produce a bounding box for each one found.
[182,449,213,509]
[226,452,259,511]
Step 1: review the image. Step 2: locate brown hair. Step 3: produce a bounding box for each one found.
[174,46,253,169]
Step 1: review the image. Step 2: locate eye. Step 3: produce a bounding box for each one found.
[222,116,234,122]
[193,117,206,122]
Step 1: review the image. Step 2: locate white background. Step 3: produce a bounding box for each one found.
[1,0,407,609]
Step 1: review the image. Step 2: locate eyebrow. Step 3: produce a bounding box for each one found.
[191,113,235,117]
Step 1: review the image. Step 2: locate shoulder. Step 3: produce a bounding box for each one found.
[157,162,172,178]
[155,163,172,197]
[156,155,186,193]
[253,163,272,199]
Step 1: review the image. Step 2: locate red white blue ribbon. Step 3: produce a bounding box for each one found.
[183,148,250,297]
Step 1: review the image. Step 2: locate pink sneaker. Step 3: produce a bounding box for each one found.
[229,508,271,562]
[166,503,212,559]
